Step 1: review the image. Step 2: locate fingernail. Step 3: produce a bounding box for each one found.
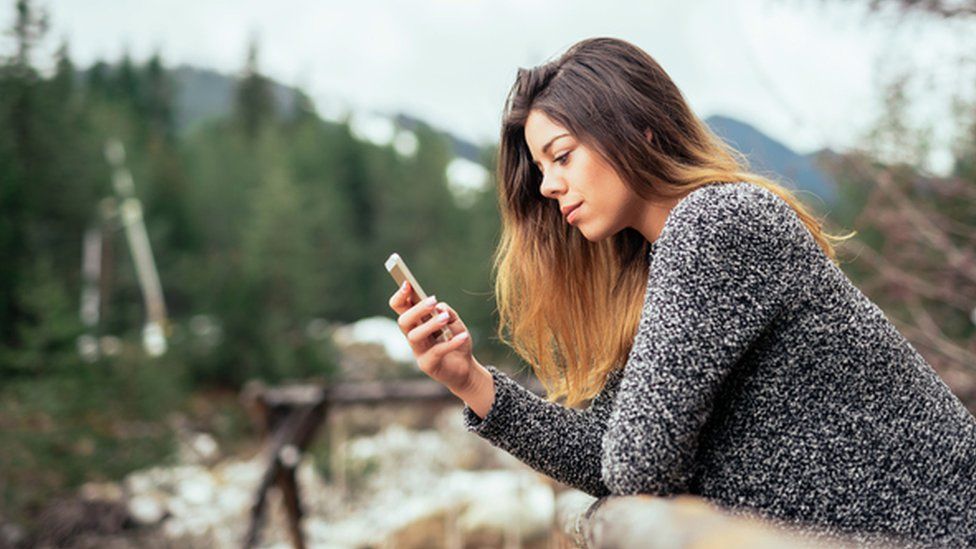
[435,303,447,313]
[423,295,436,305]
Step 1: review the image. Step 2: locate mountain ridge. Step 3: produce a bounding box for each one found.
[83,62,840,206]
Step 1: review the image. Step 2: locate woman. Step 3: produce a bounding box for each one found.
[388,37,976,546]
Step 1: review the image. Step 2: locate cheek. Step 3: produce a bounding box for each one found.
[576,160,605,193]
[580,165,622,202]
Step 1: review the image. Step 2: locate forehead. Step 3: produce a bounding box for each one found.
[524,110,571,156]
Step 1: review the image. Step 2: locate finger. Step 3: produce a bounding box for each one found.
[400,294,439,331]
[389,281,413,314]
[434,303,468,344]
[407,308,452,345]
[426,330,471,361]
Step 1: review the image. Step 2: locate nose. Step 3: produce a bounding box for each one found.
[539,169,565,200]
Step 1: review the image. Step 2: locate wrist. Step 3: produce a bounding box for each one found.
[455,358,495,419]
[455,356,487,397]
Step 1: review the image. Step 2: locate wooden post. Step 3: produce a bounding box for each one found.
[241,385,327,549]
[276,446,306,549]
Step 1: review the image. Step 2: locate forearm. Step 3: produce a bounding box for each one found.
[458,363,618,498]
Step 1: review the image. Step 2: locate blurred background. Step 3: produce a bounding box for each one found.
[0,0,973,547]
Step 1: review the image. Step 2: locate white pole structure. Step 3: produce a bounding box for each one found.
[80,227,102,328]
[104,138,169,357]
[77,226,103,362]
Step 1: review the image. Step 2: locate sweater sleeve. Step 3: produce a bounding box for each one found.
[600,183,808,496]
[461,364,625,498]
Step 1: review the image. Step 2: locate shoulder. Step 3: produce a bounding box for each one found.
[642,182,813,318]
[670,181,794,229]
[660,182,805,250]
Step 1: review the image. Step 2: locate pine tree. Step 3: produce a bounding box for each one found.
[50,40,74,102]
[234,38,275,140]
[142,52,174,142]
[0,0,48,346]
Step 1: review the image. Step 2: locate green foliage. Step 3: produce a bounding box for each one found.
[235,38,276,139]
[0,32,507,383]
[0,258,84,376]
[0,350,187,526]
[0,0,508,527]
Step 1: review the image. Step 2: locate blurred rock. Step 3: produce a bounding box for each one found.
[331,316,422,381]
[128,494,166,526]
[305,409,555,547]
[32,497,133,547]
[53,400,560,548]
[80,481,125,503]
[174,428,221,467]
[447,470,553,542]
[0,522,25,548]
[127,493,167,526]
[331,316,412,363]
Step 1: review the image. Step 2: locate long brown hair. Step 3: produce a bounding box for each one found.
[493,37,854,408]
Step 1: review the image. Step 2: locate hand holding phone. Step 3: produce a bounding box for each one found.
[385,253,453,342]
[386,252,477,394]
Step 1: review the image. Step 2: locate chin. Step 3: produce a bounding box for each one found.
[578,223,613,243]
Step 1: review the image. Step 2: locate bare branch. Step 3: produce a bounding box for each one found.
[865,0,976,18]
[845,240,976,306]
[905,295,975,365]
[894,319,976,371]
[874,171,976,285]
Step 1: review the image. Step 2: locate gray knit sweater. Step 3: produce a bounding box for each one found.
[462,182,976,547]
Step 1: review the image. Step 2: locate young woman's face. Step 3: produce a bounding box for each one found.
[524,109,645,242]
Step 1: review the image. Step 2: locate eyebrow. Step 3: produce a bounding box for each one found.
[542,133,570,156]
[533,133,570,167]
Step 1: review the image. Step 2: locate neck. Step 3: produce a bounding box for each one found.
[634,197,682,244]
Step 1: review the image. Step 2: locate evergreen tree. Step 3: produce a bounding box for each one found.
[113,51,140,105]
[142,52,174,141]
[50,40,74,102]
[234,38,275,139]
[9,0,48,71]
[86,60,110,94]
[0,0,48,346]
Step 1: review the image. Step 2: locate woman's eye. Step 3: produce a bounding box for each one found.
[554,152,570,165]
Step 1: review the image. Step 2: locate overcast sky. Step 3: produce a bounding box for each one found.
[9,0,975,174]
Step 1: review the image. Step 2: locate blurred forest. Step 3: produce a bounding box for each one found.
[0,0,974,536]
[0,0,504,525]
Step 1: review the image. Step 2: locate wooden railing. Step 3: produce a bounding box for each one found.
[551,489,890,548]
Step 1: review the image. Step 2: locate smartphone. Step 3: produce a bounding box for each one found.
[385,252,453,343]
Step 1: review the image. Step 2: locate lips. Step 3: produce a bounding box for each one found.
[561,203,582,219]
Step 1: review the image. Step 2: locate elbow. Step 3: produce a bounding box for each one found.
[600,443,690,497]
[600,454,639,496]
[601,453,658,496]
